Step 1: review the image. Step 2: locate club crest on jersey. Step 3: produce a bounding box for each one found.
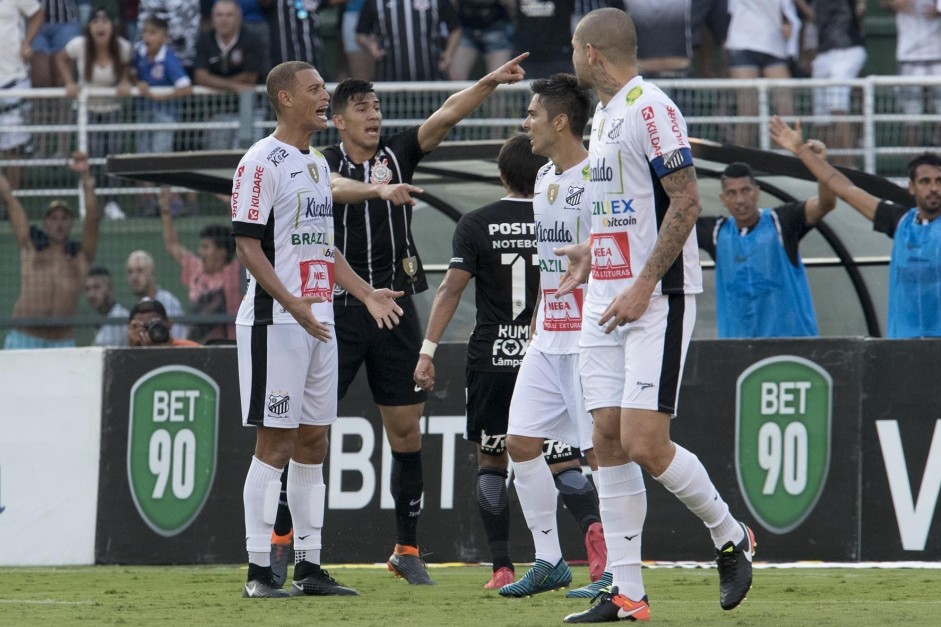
[626,86,643,105]
[307,163,319,183]
[371,158,392,185]
[566,184,584,206]
[267,393,290,416]
[231,48,243,65]
[547,184,559,204]
[414,0,430,11]
[402,255,419,284]
[607,118,623,140]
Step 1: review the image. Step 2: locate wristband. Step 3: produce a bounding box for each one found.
[419,339,437,358]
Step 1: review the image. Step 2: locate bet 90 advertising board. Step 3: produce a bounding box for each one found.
[95,340,941,564]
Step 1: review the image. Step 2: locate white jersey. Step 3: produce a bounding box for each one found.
[232,135,336,326]
[530,158,592,355]
[585,76,702,322]
[895,0,941,62]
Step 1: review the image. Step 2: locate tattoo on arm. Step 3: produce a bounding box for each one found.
[640,167,701,283]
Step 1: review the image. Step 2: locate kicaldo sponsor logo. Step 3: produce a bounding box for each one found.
[591,232,633,280]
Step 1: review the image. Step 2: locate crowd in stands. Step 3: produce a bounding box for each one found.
[2,0,941,348]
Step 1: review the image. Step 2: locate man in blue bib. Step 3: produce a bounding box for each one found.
[771,115,941,338]
[696,159,836,338]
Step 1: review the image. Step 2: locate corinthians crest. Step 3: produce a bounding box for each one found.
[370,157,392,185]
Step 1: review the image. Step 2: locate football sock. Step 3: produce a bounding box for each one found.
[390,449,423,547]
[273,466,293,537]
[653,444,742,549]
[287,459,325,566]
[554,467,602,533]
[243,456,282,568]
[596,463,646,601]
[476,467,513,571]
[513,456,563,564]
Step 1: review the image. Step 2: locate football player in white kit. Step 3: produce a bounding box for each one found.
[234,61,404,599]
[499,73,611,600]
[559,9,756,623]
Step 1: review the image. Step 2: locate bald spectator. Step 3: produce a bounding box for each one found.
[125,249,188,340]
[1,153,100,350]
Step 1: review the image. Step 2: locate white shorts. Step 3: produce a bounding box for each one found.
[812,46,866,116]
[237,324,338,428]
[579,294,696,415]
[898,61,941,115]
[507,345,593,450]
[0,77,31,152]
[342,11,365,55]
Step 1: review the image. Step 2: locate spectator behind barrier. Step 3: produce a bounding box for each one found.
[1,152,101,350]
[127,298,200,347]
[158,186,242,343]
[86,265,130,347]
[193,0,263,151]
[125,249,189,340]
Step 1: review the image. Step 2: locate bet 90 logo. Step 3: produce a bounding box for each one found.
[736,356,832,534]
[128,366,219,536]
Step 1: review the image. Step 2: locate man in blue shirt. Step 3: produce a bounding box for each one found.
[771,115,941,338]
[696,158,836,338]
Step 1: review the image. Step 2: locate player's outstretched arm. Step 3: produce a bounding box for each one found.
[553,239,591,297]
[417,52,528,153]
[334,249,404,329]
[413,268,472,391]
[770,115,880,221]
[235,235,330,340]
[329,172,423,205]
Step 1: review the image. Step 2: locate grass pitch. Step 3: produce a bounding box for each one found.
[1,564,940,626]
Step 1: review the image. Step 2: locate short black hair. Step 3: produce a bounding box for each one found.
[331,78,376,116]
[908,152,941,181]
[200,224,236,262]
[88,266,112,280]
[129,299,168,322]
[531,74,591,138]
[142,15,169,32]
[722,162,755,180]
[498,133,548,196]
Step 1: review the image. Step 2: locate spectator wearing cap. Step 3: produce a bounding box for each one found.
[0,152,101,349]
[127,299,200,347]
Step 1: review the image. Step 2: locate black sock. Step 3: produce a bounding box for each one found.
[391,449,423,547]
[273,466,293,537]
[554,468,601,534]
[477,467,513,571]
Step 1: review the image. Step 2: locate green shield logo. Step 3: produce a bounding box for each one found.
[736,356,831,534]
[128,366,219,537]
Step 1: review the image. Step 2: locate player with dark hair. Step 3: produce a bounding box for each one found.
[318,53,527,585]
[500,73,609,599]
[413,132,554,589]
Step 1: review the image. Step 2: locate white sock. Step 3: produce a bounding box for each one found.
[654,444,742,548]
[512,456,563,564]
[595,463,646,601]
[243,456,283,566]
[287,459,325,566]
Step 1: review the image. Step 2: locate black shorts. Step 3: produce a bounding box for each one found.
[465,368,517,456]
[335,296,427,406]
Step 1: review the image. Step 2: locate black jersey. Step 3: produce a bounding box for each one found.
[449,198,539,372]
[322,126,428,301]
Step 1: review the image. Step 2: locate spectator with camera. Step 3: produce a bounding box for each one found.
[127,299,200,347]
